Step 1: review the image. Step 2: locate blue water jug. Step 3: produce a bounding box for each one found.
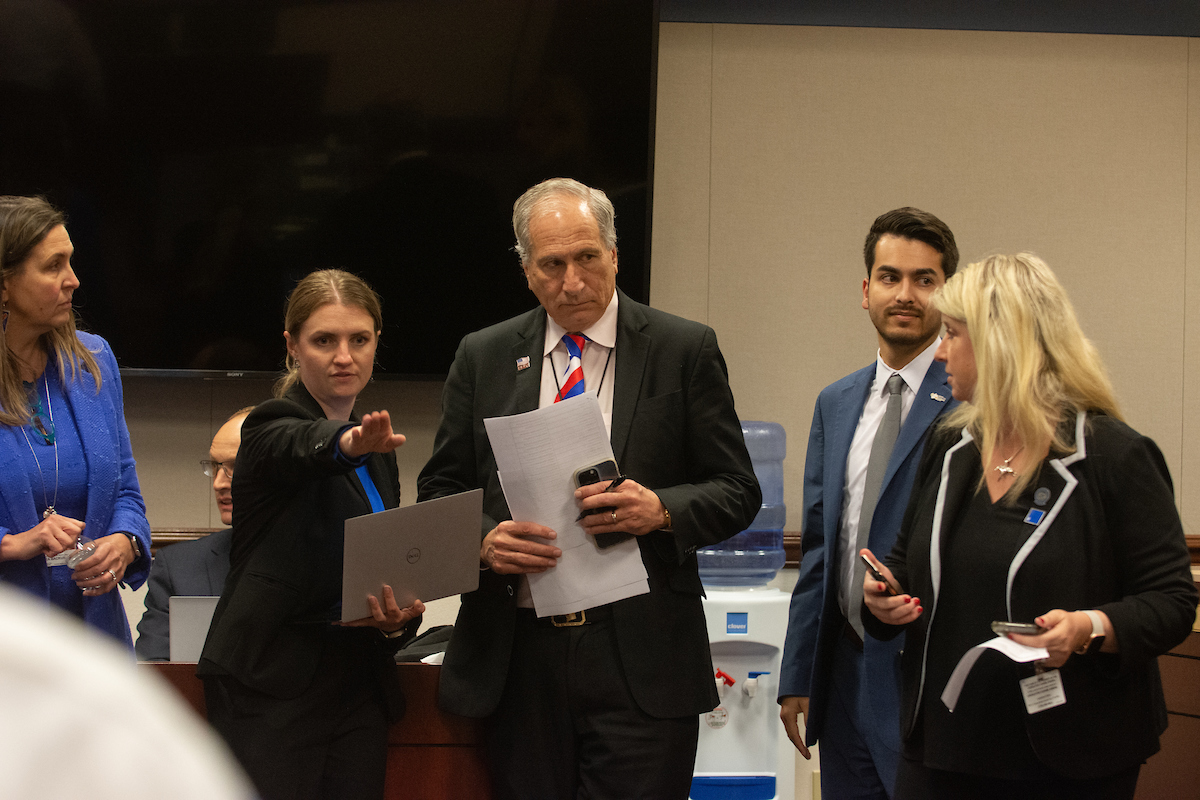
[698,421,786,587]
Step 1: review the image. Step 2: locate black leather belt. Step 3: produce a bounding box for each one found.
[519,604,614,628]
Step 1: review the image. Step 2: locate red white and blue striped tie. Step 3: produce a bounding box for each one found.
[555,334,587,402]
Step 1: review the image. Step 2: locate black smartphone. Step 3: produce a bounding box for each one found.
[860,553,899,597]
[990,621,1044,636]
[574,460,620,488]
[573,460,631,549]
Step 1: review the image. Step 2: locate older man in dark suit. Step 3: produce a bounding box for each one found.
[418,178,760,800]
[135,408,249,661]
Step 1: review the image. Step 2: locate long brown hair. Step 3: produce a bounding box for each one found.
[273,269,383,398]
[0,196,101,427]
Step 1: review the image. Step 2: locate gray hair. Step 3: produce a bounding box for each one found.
[512,178,617,265]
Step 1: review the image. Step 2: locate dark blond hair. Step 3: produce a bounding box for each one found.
[0,196,101,426]
[935,253,1121,497]
[273,269,383,398]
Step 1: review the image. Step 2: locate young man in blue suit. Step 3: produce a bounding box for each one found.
[778,208,959,799]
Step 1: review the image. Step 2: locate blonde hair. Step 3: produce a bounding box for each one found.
[273,269,383,398]
[934,253,1121,497]
[0,196,101,427]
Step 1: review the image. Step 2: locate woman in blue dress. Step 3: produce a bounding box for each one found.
[0,195,151,647]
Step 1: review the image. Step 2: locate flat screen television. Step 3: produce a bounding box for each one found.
[0,0,657,378]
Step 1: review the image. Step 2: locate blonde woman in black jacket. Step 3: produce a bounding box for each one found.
[863,253,1197,800]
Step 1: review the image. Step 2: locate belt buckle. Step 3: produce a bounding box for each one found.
[551,610,587,627]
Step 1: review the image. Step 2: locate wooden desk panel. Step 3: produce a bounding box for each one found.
[142,662,492,800]
[1136,624,1200,799]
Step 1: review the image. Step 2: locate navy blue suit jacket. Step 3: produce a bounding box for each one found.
[135,528,232,661]
[778,359,955,751]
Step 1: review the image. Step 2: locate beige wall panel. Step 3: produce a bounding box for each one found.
[651,23,713,322]
[124,377,216,529]
[1183,38,1200,534]
[657,24,1189,526]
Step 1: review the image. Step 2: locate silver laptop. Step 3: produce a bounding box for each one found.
[341,488,483,623]
[168,595,220,662]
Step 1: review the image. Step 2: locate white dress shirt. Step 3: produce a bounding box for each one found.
[516,292,620,608]
[836,337,941,619]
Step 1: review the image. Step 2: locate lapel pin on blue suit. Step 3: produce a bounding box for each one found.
[516,356,531,371]
[930,392,947,402]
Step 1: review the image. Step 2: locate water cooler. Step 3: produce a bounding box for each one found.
[692,422,797,800]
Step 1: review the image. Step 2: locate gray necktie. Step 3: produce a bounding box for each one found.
[851,372,904,637]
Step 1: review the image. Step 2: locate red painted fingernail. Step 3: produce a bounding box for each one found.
[916,606,923,613]
[903,597,911,604]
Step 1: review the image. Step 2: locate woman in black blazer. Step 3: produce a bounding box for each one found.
[862,254,1197,799]
[199,269,424,800]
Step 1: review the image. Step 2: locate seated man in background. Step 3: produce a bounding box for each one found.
[135,407,251,661]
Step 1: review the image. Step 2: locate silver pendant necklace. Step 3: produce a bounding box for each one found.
[20,374,58,518]
[994,445,1024,480]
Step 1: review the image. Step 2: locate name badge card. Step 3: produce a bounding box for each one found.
[1019,669,1067,714]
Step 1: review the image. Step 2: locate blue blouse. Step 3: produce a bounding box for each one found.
[18,366,90,619]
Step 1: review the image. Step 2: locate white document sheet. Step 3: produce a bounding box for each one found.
[484,393,649,616]
[940,636,1049,712]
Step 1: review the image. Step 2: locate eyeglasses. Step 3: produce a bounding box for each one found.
[200,459,235,479]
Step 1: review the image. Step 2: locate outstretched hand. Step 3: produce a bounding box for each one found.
[340,410,406,459]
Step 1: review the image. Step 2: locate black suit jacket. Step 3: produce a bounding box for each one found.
[418,290,761,719]
[865,411,1198,779]
[135,528,232,661]
[198,384,419,706]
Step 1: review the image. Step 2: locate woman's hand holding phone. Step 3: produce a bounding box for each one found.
[861,548,922,626]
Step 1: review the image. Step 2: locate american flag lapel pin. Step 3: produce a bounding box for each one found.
[516,356,531,371]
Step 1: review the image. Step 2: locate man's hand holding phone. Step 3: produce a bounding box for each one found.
[575,465,670,542]
[860,548,922,626]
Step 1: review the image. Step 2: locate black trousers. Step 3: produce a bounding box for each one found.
[485,608,700,800]
[203,631,391,800]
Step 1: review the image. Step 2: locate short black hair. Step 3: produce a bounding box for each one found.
[863,207,958,280]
